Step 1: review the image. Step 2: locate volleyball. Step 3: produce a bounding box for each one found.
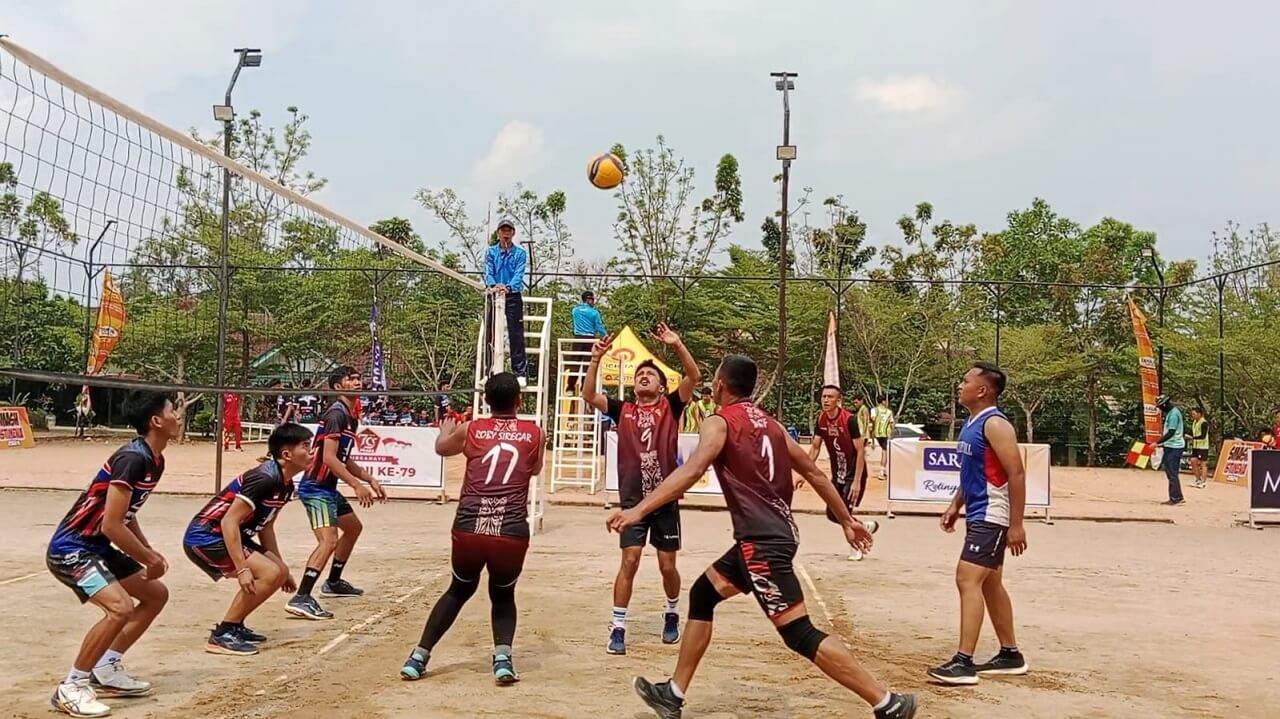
[587,152,625,190]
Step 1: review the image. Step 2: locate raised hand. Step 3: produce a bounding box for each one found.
[653,322,681,346]
[592,332,616,361]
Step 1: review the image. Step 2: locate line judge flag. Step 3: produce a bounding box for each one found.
[86,271,125,376]
[822,310,839,388]
[1126,295,1162,444]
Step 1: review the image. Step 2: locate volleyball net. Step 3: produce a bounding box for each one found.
[0,37,483,407]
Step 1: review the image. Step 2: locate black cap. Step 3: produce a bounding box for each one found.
[497,217,516,231]
[582,290,595,301]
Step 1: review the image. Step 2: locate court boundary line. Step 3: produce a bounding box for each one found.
[795,561,839,636]
[0,571,43,586]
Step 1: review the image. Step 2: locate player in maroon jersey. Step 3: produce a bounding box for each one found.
[583,322,700,655]
[400,372,544,685]
[608,355,918,719]
[805,384,879,561]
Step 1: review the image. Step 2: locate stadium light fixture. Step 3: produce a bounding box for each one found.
[1141,245,1154,259]
[212,104,234,122]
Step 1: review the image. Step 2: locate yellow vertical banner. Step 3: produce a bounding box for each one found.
[1126,295,1162,444]
[86,271,126,376]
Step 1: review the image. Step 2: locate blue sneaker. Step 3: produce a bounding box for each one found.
[493,653,519,685]
[205,628,259,656]
[400,647,429,681]
[235,625,268,643]
[607,626,626,655]
[662,613,681,644]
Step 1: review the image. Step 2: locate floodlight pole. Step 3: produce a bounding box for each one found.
[772,71,797,420]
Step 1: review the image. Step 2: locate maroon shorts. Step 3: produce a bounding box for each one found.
[450,529,529,586]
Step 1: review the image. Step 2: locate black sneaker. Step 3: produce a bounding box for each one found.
[975,649,1028,676]
[321,579,365,597]
[235,625,268,643]
[285,594,334,620]
[632,676,683,719]
[927,655,978,685]
[874,693,918,719]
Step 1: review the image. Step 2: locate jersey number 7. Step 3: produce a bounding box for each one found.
[481,442,521,485]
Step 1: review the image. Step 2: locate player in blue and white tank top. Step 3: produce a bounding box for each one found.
[929,362,1031,687]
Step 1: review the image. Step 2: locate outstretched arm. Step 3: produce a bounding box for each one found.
[607,416,727,531]
[654,323,700,403]
[581,333,615,413]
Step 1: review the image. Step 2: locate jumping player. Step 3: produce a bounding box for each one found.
[804,384,879,561]
[400,372,543,684]
[46,391,179,718]
[608,355,917,719]
[582,322,700,655]
[183,423,313,656]
[928,362,1029,685]
[288,365,386,620]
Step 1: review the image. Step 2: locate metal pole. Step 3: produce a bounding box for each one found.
[1215,276,1226,423]
[772,71,796,419]
[215,53,247,493]
[81,221,115,371]
[994,285,1003,366]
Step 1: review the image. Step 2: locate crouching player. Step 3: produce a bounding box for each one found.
[183,423,313,655]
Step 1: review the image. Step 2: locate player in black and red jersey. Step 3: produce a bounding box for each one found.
[805,384,880,561]
[45,391,180,718]
[400,372,544,685]
[289,365,386,620]
[608,355,918,719]
[582,322,700,655]
[182,423,313,656]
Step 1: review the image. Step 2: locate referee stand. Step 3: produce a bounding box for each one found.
[472,292,553,535]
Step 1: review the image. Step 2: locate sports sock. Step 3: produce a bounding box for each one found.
[873,692,892,711]
[494,644,513,659]
[65,668,91,684]
[328,559,347,583]
[1000,645,1019,654]
[94,649,123,669]
[954,652,974,664]
[669,679,684,699]
[297,567,321,596]
[214,621,239,635]
[664,596,679,615]
[611,607,627,629]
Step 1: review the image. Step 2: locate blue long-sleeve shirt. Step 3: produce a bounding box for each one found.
[571,303,608,337]
[483,243,527,293]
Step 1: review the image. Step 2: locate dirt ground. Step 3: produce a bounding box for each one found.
[2,440,1277,718]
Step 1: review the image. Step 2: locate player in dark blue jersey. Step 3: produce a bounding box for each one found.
[183,423,313,656]
[46,391,180,718]
[287,365,386,620]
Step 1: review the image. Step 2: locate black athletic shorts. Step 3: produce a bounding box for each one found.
[960,520,1008,569]
[876,437,889,451]
[46,545,144,603]
[451,529,529,587]
[184,536,266,581]
[711,539,804,619]
[620,503,681,551]
[1191,448,1209,461]
[824,474,867,523]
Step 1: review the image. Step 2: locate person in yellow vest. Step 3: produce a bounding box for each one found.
[681,386,716,433]
[871,396,896,479]
[852,397,872,441]
[1186,408,1210,489]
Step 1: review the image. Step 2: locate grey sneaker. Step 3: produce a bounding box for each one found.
[975,649,1029,676]
[633,676,683,719]
[874,692,918,719]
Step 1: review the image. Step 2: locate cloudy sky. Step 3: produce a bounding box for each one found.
[6,0,1278,268]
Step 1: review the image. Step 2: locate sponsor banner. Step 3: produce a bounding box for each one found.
[87,271,126,376]
[822,310,839,388]
[303,423,444,489]
[888,439,1051,507]
[605,432,722,496]
[1213,439,1263,485]
[0,406,36,449]
[1249,449,1280,511]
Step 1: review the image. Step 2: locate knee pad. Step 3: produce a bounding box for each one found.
[777,616,827,661]
[688,573,726,621]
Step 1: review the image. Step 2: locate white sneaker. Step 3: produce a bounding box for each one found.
[517,376,528,388]
[51,679,111,718]
[90,658,152,697]
[864,519,880,534]
[847,548,865,561]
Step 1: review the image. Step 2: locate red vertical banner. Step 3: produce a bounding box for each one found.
[1127,295,1162,444]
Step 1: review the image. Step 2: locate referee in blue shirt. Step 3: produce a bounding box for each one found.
[568,290,607,392]
[484,218,529,385]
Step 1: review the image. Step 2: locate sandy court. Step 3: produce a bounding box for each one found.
[1,456,1277,718]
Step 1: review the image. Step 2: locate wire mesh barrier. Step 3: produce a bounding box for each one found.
[3,35,1278,472]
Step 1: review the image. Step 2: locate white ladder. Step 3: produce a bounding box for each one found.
[473,293,553,534]
[551,338,601,493]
